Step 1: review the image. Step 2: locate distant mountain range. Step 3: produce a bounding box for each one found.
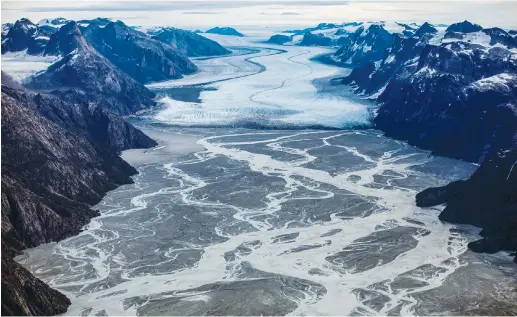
[1,18,238,115]
[205,26,244,37]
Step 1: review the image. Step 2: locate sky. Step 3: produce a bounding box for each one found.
[2,0,517,30]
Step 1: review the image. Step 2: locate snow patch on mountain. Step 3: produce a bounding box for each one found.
[468,73,516,92]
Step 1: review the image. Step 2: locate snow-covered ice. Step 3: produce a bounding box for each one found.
[150,33,371,129]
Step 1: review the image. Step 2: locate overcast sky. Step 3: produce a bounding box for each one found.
[3,1,517,30]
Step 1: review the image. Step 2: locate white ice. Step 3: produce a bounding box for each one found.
[150,33,371,129]
[1,50,58,82]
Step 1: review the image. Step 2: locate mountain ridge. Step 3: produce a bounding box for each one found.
[1,74,157,315]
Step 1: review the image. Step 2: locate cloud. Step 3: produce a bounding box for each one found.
[5,0,349,12]
[182,11,220,15]
[260,11,302,16]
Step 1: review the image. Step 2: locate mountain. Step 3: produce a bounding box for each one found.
[146,27,230,57]
[2,23,13,38]
[342,22,438,95]
[333,23,395,66]
[336,20,517,261]
[2,245,70,316]
[270,21,416,55]
[416,148,517,263]
[446,20,483,33]
[82,20,197,83]
[299,32,332,46]
[205,26,244,37]
[1,18,52,55]
[1,79,157,315]
[37,17,72,33]
[266,34,293,45]
[270,22,363,47]
[375,39,517,163]
[414,22,438,38]
[25,21,156,115]
[337,20,517,163]
[77,17,112,28]
[483,27,517,49]
[42,20,89,55]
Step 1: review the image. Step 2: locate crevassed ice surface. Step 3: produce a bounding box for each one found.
[148,34,372,129]
[17,31,517,316]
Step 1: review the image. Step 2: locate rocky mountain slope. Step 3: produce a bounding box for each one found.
[417,148,517,262]
[82,20,197,83]
[3,18,229,60]
[1,77,157,315]
[333,23,396,66]
[266,34,293,45]
[1,18,52,55]
[299,32,333,46]
[268,21,415,59]
[335,20,517,260]
[24,21,156,115]
[146,27,230,57]
[342,22,438,95]
[373,22,517,162]
[205,26,244,37]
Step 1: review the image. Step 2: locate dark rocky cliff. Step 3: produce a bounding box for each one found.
[342,22,437,95]
[334,24,395,66]
[1,80,157,315]
[375,43,517,163]
[338,21,517,163]
[417,148,517,262]
[1,18,51,55]
[1,241,70,316]
[337,21,517,260]
[25,22,156,115]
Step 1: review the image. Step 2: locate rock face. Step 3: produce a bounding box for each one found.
[205,26,244,37]
[338,20,517,261]
[42,20,89,56]
[1,246,70,316]
[299,32,332,46]
[1,18,52,55]
[416,148,517,262]
[446,20,483,33]
[1,82,157,315]
[147,27,230,57]
[37,17,72,33]
[333,23,395,66]
[375,43,517,162]
[25,22,156,115]
[266,34,293,45]
[82,21,197,83]
[2,23,13,38]
[342,24,436,95]
[337,20,517,163]
[1,87,156,250]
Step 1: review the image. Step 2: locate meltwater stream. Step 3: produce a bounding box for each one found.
[17,33,517,316]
